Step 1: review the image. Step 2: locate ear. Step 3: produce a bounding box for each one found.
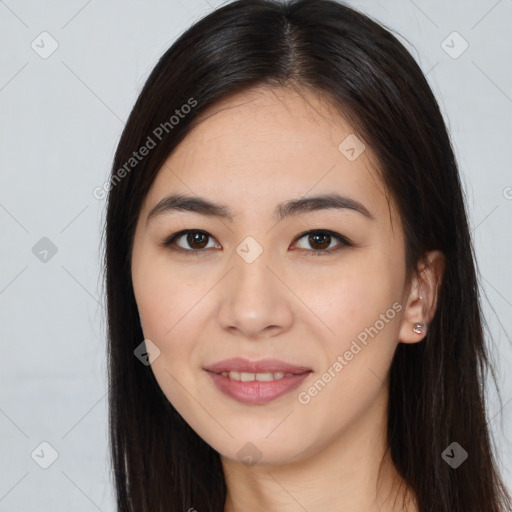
[398,250,445,344]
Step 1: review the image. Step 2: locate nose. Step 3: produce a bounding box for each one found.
[216,246,294,340]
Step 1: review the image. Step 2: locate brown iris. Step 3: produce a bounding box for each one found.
[186,232,209,249]
[308,233,331,250]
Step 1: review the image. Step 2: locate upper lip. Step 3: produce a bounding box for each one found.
[204,357,312,375]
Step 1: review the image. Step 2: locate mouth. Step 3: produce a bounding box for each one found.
[204,357,312,404]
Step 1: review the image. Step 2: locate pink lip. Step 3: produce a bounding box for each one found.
[204,357,312,405]
[206,371,311,404]
[204,357,311,375]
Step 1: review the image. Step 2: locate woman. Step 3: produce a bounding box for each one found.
[103,0,511,510]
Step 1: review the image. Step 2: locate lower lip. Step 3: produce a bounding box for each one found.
[206,371,311,404]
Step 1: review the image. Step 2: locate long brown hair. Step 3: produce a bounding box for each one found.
[103,1,512,510]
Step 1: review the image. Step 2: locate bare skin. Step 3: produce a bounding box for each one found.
[130,85,444,511]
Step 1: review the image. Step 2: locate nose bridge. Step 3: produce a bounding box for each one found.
[216,233,294,337]
[235,233,267,268]
[231,233,277,299]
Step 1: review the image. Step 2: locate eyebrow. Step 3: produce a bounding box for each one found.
[146,192,375,224]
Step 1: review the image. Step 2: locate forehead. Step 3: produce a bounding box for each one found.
[143,86,392,225]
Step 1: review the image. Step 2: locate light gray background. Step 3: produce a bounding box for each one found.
[0,0,511,510]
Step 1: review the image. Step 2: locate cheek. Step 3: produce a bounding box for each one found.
[297,260,403,401]
[132,252,219,394]
[132,247,205,339]
[132,260,204,406]
[294,274,401,431]
[299,261,401,344]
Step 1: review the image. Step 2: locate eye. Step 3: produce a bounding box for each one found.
[292,230,352,255]
[161,230,220,253]
[160,229,352,255]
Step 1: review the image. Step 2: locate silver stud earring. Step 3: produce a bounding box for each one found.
[414,294,425,333]
[413,323,425,334]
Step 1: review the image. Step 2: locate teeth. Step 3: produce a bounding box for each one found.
[219,371,295,381]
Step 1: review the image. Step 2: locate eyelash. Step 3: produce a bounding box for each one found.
[160,229,353,256]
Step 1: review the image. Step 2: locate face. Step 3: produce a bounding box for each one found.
[130,86,418,466]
